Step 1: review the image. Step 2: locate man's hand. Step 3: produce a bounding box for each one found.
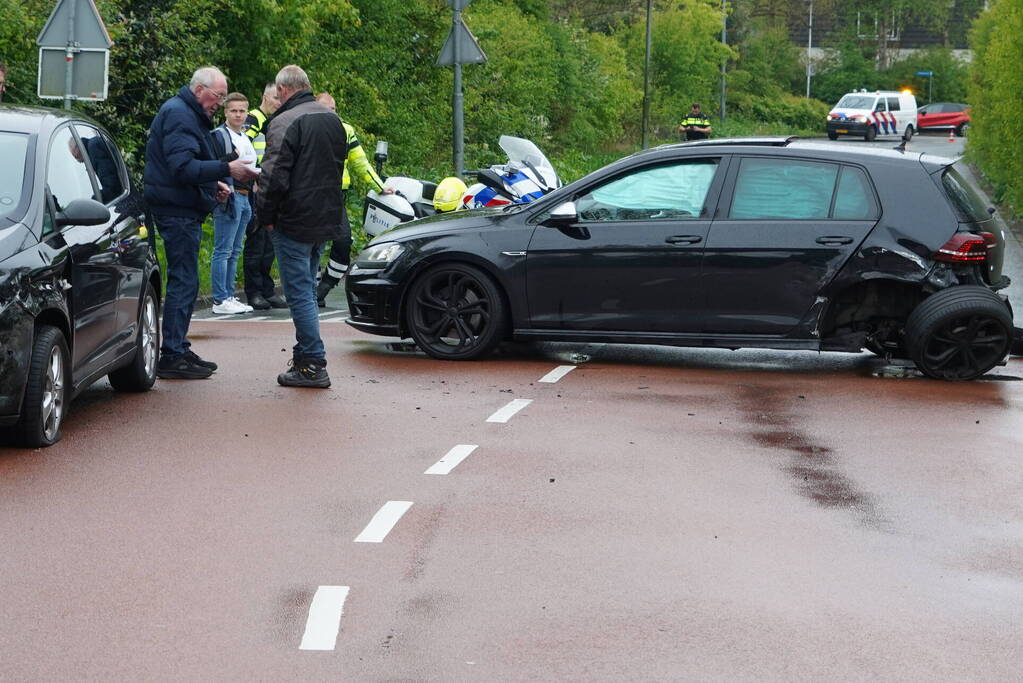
[215,181,231,202]
[228,159,258,182]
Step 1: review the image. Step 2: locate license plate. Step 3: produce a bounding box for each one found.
[836,128,848,133]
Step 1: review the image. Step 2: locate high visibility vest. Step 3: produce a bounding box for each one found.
[680,112,711,128]
[245,107,269,165]
[341,119,384,193]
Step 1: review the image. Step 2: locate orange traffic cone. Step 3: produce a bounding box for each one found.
[948,130,955,143]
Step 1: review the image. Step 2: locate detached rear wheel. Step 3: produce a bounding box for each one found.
[406,263,506,360]
[108,282,160,391]
[16,326,69,447]
[905,286,1012,380]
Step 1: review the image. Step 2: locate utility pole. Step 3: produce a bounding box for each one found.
[719,0,726,124]
[642,0,652,149]
[805,0,813,98]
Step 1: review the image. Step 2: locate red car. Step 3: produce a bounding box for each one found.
[916,102,970,136]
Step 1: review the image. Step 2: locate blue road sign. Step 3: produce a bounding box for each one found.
[916,71,933,77]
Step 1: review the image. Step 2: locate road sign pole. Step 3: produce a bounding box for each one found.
[453,9,464,178]
[63,0,76,109]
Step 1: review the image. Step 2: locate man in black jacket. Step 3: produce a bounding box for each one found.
[258,65,347,388]
[144,66,258,379]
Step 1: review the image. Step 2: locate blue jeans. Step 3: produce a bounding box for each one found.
[154,214,201,358]
[270,229,325,361]
[210,193,252,303]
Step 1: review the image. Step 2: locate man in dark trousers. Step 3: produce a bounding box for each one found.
[258,65,347,388]
[242,83,286,310]
[144,66,258,379]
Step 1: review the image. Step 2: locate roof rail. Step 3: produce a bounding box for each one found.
[648,136,798,153]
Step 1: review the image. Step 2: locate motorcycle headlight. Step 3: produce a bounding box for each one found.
[355,241,405,267]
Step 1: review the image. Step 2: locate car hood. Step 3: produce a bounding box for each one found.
[368,206,517,244]
[0,222,33,265]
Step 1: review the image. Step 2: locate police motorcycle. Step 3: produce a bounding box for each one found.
[362,135,560,237]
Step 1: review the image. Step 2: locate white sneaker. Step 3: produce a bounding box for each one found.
[229,297,254,313]
[212,299,247,315]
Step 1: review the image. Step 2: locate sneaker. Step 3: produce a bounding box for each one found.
[277,358,330,388]
[184,350,218,372]
[157,353,214,379]
[212,299,246,315]
[229,297,254,312]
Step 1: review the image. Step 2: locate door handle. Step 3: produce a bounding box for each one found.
[665,235,703,245]
[816,236,854,246]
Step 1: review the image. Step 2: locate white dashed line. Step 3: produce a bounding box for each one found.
[299,585,350,651]
[486,399,532,423]
[425,444,478,475]
[538,365,576,383]
[354,501,413,543]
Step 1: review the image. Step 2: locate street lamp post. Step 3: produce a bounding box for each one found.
[805,0,813,98]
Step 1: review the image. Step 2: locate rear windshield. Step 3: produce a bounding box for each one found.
[836,95,875,109]
[0,132,31,222]
[941,164,990,223]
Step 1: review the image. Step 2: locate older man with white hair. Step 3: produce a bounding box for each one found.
[144,66,258,379]
[258,64,348,388]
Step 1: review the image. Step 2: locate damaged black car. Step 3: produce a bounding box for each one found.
[346,137,1017,381]
[0,106,160,446]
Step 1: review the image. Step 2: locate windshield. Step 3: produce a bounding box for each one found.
[941,164,990,223]
[0,132,31,223]
[499,135,559,190]
[835,95,875,109]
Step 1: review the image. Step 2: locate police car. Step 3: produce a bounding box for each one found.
[826,89,918,141]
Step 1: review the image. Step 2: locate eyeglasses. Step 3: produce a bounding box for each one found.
[201,84,228,104]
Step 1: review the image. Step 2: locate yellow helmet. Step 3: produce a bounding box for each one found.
[433,176,468,212]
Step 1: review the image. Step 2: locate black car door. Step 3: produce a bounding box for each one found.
[526,156,728,333]
[700,156,880,335]
[73,123,144,354]
[46,124,120,375]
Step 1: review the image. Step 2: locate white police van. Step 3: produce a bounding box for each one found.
[826,89,918,141]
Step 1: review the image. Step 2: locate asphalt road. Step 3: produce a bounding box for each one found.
[1,133,1021,680]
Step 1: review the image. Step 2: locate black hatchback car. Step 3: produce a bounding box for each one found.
[0,105,160,446]
[346,137,1015,381]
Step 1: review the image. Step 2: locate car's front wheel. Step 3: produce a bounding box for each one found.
[108,282,160,391]
[904,286,1013,380]
[16,325,69,447]
[405,263,507,360]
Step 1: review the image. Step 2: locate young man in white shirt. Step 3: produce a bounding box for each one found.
[210,92,260,314]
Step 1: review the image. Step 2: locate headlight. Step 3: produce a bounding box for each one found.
[355,241,405,267]
[855,115,868,123]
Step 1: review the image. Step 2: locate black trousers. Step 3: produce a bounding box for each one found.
[323,197,352,282]
[243,192,277,299]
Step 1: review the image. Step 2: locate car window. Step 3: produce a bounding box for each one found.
[874,99,887,112]
[730,158,838,220]
[941,164,990,223]
[575,159,719,222]
[0,132,30,222]
[887,98,901,111]
[74,124,126,204]
[48,126,98,213]
[832,167,878,220]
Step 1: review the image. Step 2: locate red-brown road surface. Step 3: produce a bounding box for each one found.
[2,317,1022,680]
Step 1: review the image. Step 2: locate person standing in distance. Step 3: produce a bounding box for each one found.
[144,66,258,379]
[242,83,287,311]
[258,65,347,388]
[312,92,388,307]
[678,102,713,141]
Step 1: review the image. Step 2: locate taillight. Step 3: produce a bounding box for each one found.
[934,232,996,262]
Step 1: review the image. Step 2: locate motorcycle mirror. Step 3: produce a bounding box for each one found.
[374,140,388,163]
[475,169,515,200]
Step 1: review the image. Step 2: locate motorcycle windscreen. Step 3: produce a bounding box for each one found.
[498,135,559,190]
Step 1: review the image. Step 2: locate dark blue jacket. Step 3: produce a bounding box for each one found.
[143,85,230,218]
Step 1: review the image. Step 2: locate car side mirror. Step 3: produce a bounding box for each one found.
[541,201,578,226]
[55,198,110,228]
